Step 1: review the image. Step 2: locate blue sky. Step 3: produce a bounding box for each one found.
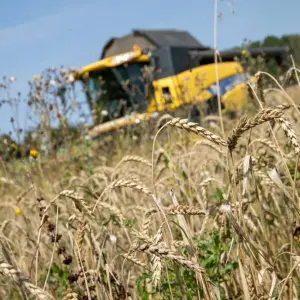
[0,0,299,136]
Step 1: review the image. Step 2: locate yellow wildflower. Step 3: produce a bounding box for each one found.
[33,75,39,80]
[15,207,21,215]
[30,149,39,159]
[241,49,247,56]
[11,143,16,149]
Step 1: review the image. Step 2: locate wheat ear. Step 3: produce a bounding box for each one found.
[137,242,204,274]
[92,178,152,212]
[122,253,147,268]
[228,104,291,151]
[195,140,226,156]
[75,213,87,263]
[62,288,79,300]
[97,201,125,223]
[59,190,93,218]
[167,118,228,146]
[112,156,152,180]
[243,260,257,300]
[142,209,157,235]
[133,231,204,274]
[109,178,152,196]
[121,155,152,167]
[0,256,54,300]
[166,205,206,216]
[151,226,163,288]
[255,71,265,103]
[250,138,281,155]
[277,117,300,154]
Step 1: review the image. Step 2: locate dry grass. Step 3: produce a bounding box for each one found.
[0,77,300,299]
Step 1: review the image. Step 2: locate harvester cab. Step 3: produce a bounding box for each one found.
[73,29,289,138]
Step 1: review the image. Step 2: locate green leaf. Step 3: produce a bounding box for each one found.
[136,273,152,300]
[197,239,210,250]
[215,188,223,202]
[201,254,219,269]
[220,261,238,275]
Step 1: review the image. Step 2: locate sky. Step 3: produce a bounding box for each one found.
[0,0,299,136]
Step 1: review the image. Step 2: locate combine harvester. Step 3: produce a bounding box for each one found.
[72,29,289,139]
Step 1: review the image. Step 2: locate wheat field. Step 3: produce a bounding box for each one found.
[0,72,300,299]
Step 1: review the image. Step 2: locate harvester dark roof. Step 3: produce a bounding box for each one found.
[133,29,205,48]
[100,29,208,58]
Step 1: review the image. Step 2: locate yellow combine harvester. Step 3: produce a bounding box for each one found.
[73,29,288,138]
